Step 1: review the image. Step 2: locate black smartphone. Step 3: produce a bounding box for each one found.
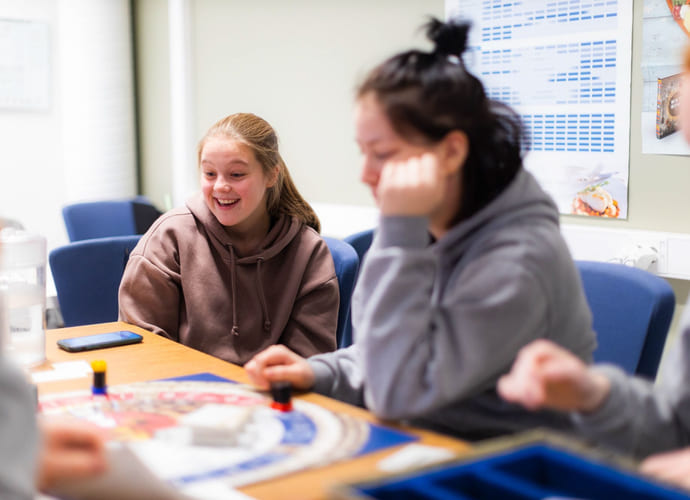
[57,331,143,352]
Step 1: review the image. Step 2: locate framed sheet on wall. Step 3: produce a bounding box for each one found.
[445,0,633,219]
[0,19,50,111]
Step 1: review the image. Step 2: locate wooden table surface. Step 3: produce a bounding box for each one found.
[34,322,472,499]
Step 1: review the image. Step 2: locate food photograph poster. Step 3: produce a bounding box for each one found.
[445,0,632,219]
[642,1,690,155]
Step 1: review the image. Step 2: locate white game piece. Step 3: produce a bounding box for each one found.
[179,404,254,446]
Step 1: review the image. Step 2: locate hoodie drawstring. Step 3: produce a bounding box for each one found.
[256,258,271,332]
[228,245,239,336]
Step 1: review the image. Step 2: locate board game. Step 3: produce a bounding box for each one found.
[38,373,416,493]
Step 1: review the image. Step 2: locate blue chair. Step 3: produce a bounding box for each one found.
[338,229,375,347]
[62,196,162,242]
[323,237,360,349]
[49,235,142,327]
[344,228,374,265]
[576,260,675,379]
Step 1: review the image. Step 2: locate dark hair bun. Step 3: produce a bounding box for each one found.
[425,17,470,57]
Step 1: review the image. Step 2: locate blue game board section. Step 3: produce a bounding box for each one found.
[354,443,690,499]
[161,372,416,455]
[276,411,317,445]
[171,452,289,487]
[160,372,234,383]
[357,423,418,457]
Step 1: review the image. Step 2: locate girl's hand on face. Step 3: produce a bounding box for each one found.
[377,152,446,217]
[245,345,315,391]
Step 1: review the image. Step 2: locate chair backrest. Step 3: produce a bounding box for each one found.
[49,235,142,327]
[323,237,360,349]
[344,229,374,264]
[62,196,162,242]
[576,260,676,379]
[338,229,375,347]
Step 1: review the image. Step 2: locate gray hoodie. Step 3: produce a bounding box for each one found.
[309,169,597,440]
[572,301,690,458]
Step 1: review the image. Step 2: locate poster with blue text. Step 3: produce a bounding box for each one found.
[445,1,633,219]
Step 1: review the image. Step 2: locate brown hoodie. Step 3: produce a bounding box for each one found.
[118,193,338,365]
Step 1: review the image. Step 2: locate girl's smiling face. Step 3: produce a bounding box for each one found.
[200,136,277,235]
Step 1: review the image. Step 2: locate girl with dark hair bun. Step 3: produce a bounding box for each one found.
[246,19,595,440]
[119,113,339,366]
[357,17,525,224]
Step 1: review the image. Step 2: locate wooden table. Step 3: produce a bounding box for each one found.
[35,322,472,499]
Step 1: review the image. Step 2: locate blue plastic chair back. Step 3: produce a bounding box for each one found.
[62,196,161,242]
[577,260,675,379]
[49,235,142,327]
[344,229,374,264]
[323,237,360,349]
[339,229,375,347]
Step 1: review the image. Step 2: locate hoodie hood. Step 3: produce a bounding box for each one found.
[437,169,558,259]
[186,193,302,262]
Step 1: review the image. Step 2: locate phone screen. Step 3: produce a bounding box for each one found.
[57,331,143,352]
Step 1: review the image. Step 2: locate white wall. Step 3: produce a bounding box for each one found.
[0,0,137,259]
[136,0,445,210]
[133,0,172,210]
[58,1,138,204]
[0,0,63,248]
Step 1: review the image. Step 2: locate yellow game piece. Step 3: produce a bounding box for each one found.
[91,359,107,372]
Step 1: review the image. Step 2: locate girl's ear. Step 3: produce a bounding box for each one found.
[439,130,468,175]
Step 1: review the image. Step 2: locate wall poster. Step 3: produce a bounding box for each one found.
[641,1,690,155]
[0,19,50,110]
[445,1,633,219]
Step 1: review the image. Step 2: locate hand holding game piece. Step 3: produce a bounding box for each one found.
[37,417,107,493]
[245,345,315,391]
[270,381,293,412]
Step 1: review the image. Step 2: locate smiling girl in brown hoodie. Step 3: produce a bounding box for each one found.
[118,113,338,365]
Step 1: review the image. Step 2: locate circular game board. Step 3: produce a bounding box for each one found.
[40,380,370,489]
